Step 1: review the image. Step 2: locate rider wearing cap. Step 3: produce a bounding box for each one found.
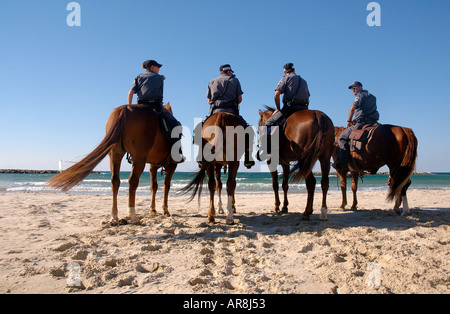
[207,64,244,117]
[334,81,379,170]
[128,60,184,163]
[257,63,310,160]
[204,64,255,169]
[129,60,165,106]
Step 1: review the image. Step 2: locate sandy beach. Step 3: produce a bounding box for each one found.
[0,189,448,294]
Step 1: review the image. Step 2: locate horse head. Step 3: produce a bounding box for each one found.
[258,106,276,125]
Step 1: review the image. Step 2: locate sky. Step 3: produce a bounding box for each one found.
[0,0,449,172]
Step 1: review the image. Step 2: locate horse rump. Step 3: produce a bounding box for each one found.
[386,127,418,202]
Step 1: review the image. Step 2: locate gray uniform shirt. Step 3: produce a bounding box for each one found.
[353,90,379,122]
[275,73,310,105]
[206,74,243,108]
[131,71,164,102]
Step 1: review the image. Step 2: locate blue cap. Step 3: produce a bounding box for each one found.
[348,81,363,89]
[143,60,162,69]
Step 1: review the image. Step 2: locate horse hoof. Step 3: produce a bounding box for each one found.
[320,207,328,221]
[226,219,235,225]
[281,208,288,214]
[164,212,171,217]
[128,217,141,225]
[392,208,401,215]
[401,209,411,216]
[207,217,215,224]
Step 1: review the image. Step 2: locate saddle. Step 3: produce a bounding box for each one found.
[349,124,379,152]
[277,107,308,132]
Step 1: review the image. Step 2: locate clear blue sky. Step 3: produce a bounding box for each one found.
[1,0,449,172]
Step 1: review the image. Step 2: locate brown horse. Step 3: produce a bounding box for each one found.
[182,112,252,225]
[333,124,418,215]
[258,107,335,221]
[48,104,180,224]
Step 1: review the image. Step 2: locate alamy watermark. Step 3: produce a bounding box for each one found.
[169,122,280,172]
[366,262,382,287]
[66,262,82,288]
[67,2,380,28]
[367,2,381,27]
[66,2,81,27]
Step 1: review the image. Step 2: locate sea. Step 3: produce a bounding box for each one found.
[1,171,450,196]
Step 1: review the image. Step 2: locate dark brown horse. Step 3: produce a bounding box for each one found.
[333,124,418,215]
[258,107,335,221]
[182,112,252,225]
[48,104,179,224]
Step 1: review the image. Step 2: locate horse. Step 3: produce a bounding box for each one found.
[48,103,180,224]
[258,107,335,221]
[182,112,253,225]
[333,124,418,216]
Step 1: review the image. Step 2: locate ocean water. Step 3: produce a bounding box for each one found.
[1,172,450,196]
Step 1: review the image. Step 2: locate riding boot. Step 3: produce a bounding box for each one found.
[244,142,255,169]
[333,148,349,171]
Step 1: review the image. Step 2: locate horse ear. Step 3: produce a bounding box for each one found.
[258,109,263,116]
[164,102,173,115]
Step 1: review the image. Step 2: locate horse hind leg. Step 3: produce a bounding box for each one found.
[337,169,348,211]
[109,147,125,223]
[207,166,216,224]
[350,172,359,210]
[270,170,281,214]
[128,160,146,224]
[149,166,158,215]
[215,166,224,214]
[225,163,239,225]
[394,180,411,216]
[162,162,176,217]
[281,164,290,213]
[302,173,316,221]
[319,157,330,221]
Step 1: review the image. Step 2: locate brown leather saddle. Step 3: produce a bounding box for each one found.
[349,124,379,153]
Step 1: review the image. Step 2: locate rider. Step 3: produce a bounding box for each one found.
[203,64,255,169]
[128,60,184,163]
[334,81,379,170]
[257,63,310,160]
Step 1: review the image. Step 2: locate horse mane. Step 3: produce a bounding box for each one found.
[263,105,276,112]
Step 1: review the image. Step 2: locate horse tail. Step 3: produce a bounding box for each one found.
[386,127,418,202]
[48,106,127,191]
[290,111,327,183]
[180,164,209,204]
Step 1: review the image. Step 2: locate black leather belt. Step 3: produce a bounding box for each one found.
[138,97,162,105]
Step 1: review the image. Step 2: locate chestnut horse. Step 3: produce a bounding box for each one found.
[182,112,252,225]
[258,107,335,221]
[333,124,418,216]
[48,104,180,224]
